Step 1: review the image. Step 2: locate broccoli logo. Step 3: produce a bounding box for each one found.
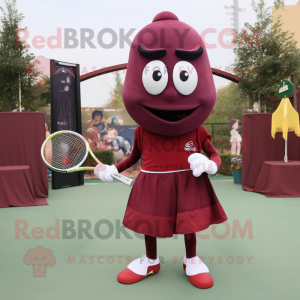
[23,246,56,277]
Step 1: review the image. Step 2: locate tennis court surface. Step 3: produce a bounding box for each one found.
[1,178,299,300]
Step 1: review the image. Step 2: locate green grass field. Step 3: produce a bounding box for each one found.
[1,178,300,300]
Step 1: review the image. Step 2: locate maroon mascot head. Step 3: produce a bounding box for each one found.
[122,11,216,136]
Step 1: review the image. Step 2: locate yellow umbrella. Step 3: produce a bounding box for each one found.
[271,80,300,162]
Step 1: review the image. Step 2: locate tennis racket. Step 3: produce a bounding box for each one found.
[41,130,135,187]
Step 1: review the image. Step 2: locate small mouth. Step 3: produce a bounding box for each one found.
[143,106,199,122]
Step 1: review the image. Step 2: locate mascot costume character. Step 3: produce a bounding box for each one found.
[94,11,227,289]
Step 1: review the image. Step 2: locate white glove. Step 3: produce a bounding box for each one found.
[188,153,218,177]
[94,164,119,183]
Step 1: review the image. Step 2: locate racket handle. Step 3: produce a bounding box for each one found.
[93,158,134,187]
[112,173,135,187]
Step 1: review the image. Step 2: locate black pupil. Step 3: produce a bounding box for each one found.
[180,71,189,82]
[153,70,162,81]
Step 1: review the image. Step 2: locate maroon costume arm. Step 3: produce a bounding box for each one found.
[201,138,221,168]
[115,137,142,173]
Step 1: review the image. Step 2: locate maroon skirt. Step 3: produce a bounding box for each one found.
[122,171,227,238]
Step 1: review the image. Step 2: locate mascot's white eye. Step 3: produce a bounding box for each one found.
[173,61,198,95]
[142,60,168,95]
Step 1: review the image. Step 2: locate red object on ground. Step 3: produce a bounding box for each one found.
[117,264,160,284]
[187,273,214,289]
[254,161,300,197]
[0,112,48,207]
[242,113,300,193]
[0,166,48,208]
[183,264,214,289]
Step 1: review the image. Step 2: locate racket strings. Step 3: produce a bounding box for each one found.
[43,132,87,170]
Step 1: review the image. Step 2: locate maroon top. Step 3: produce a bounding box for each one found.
[116,126,221,173]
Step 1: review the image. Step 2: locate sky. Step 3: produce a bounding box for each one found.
[1,0,297,74]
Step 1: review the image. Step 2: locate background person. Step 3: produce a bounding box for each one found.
[229,118,242,155]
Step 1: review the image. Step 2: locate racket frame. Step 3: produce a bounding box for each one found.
[41,130,135,187]
[41,130,95,173]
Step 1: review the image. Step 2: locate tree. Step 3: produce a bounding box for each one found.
[0,0,40,111]
[106,71,125,109]
[34,76,51,108]
[231,0,300,110]
[206,82,245,123]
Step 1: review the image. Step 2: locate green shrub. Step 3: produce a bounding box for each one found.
[218,154,242,176]
[82,150,114,174]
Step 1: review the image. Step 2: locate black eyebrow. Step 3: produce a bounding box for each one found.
[175,46,204,60]
[138,45,166,59]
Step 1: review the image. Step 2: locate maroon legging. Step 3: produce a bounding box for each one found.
[184,233,197,258]
[145,233,196,259]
